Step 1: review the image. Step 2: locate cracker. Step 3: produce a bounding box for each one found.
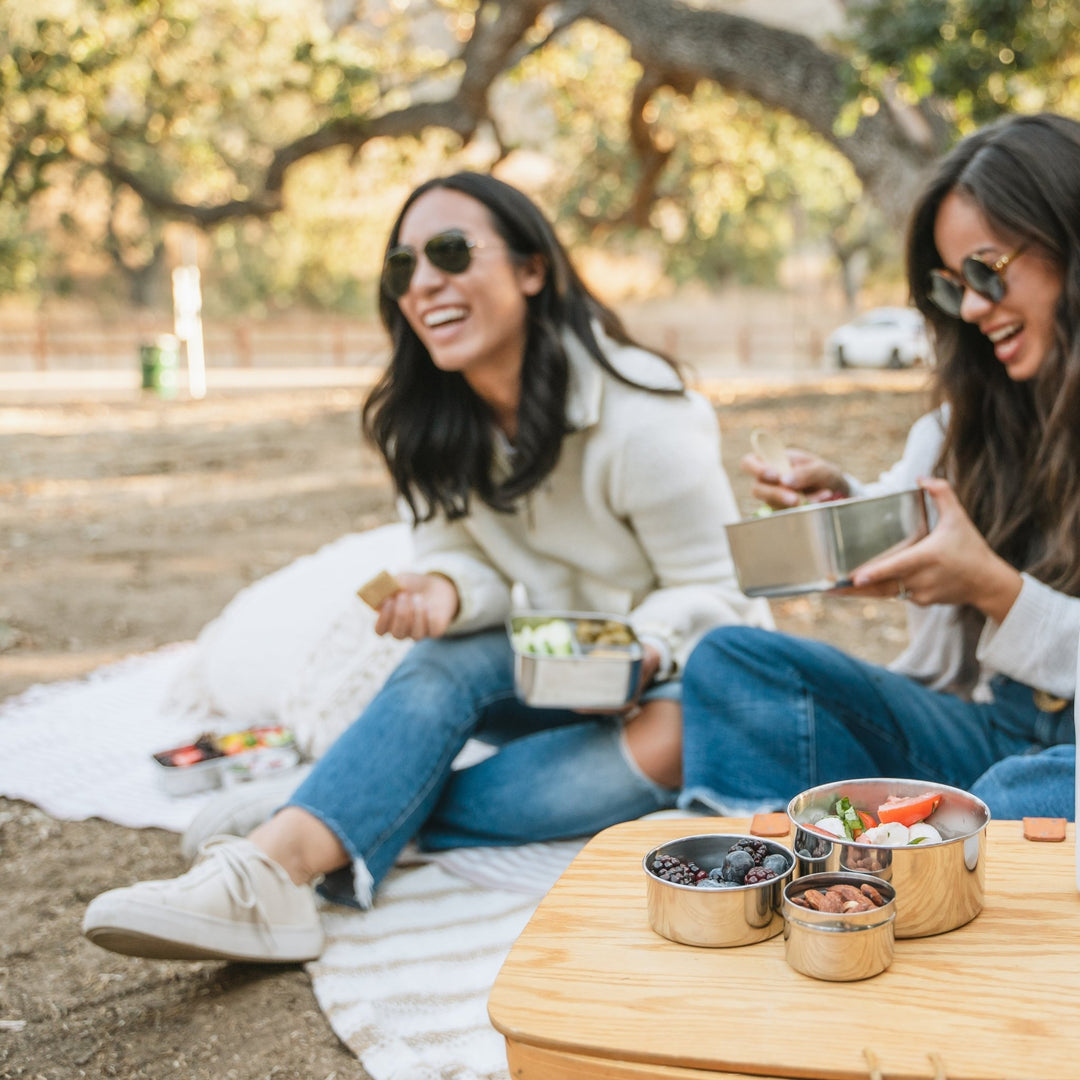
[356,570,402,609]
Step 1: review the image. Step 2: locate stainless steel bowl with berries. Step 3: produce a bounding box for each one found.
[643,833,796,947]
[782,871,897,981]
[787,777,990,938]
[724,488,930,597]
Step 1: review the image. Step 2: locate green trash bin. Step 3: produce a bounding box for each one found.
[139,336,180,398]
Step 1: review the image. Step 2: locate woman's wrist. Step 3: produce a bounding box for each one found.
[638,636,674,685]
[973,556,1024,624]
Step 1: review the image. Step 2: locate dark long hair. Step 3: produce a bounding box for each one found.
[362,172,682,522]
[907,112,1080,596]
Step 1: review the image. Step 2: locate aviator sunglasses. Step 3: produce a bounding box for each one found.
[927,247,1023,318]
[382,229,484,299]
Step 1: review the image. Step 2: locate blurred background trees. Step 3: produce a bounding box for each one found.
[2,0,1077,318]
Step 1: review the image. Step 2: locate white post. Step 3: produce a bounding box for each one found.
[172,231,206,399]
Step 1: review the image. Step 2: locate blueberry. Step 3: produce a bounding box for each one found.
[708,867,725,882]
[721,849,755,884]
[762,853,790,876]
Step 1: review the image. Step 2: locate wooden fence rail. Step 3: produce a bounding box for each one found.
[0,310,833,374]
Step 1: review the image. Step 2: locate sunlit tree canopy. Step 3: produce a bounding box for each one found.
[1,0,1076,312]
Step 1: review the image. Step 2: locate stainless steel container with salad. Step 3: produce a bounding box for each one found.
[643,833,796,948]
[507,611,643,710]
[724,488,930,597]
[783,871,897,981]
[787,777,990,938]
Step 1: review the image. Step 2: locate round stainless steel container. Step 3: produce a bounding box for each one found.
[783,871,896,981]
[643,834,795,948]
[787,777,990,938]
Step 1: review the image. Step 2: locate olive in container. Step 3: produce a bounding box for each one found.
[787,777,990,938]
[725,488,930,597]
[643,833,796,948]
[508,611,643,710]
[783,871,896,981]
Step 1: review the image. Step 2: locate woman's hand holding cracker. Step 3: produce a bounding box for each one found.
[375,572,460,640]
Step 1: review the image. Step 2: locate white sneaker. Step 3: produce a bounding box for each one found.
[82,836,325,963]
[180,764,314,861]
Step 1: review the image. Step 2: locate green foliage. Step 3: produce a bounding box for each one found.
[844,0,1080,128]
[510,22,871,288]
[4,0,1078,313]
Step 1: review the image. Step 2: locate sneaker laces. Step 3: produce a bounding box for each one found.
[198,837,284,931]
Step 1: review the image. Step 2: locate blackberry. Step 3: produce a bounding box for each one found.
[744,866,778,886]
[651,853,706,885]
[731,838,768,865]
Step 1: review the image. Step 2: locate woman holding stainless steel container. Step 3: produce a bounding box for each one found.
[82,172,770,964]
[680,112,1078,824]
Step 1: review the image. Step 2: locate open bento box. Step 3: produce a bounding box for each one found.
[725,488,930,598]
[508,611,643,710]
[152,725,300,796]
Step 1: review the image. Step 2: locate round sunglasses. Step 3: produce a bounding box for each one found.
[927,247,1023,318]
[382,229,483,299]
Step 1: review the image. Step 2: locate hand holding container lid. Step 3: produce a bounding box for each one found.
[725,488,930,598]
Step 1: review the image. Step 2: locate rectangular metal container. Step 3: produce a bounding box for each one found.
[508,610,643,710]
[151,727,299,797]
[725,488,930,598]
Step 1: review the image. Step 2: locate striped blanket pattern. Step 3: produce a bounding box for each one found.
[0,645,584,1080]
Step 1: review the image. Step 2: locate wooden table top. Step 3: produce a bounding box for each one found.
[488,817,1079,1080]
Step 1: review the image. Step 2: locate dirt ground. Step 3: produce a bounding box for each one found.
[0,370,928,1079]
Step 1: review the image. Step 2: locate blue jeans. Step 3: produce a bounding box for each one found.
[286,629,677,908]
[678,626,1075,821]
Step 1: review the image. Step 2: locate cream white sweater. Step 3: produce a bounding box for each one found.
[406,327,773,673]
[850,408,1079,701]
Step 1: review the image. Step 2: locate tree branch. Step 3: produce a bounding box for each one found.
[575,0,949,227]
[102,0,548,226]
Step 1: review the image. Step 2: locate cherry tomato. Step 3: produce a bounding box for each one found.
[877,793,941,827]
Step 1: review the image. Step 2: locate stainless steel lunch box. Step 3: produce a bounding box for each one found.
[643,833,795,948]
[508,610,643,710]
[787,777,990,938]
[783,871,897,981]
[152,729,300,797]
[725,488,930,597]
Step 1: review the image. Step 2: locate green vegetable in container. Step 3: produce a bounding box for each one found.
[512,619,574,656]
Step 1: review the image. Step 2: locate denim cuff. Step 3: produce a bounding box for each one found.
[676,785,785,819]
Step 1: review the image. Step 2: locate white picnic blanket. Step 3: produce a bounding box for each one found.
[0,524,590,1080]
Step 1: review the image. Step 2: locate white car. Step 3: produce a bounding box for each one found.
[825,307,931,369]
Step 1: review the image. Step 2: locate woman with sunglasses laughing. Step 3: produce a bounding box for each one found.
[677,112,1078,828]
[82,171,771,963]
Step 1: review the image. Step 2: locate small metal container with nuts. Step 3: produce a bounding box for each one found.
[783,871,897,981]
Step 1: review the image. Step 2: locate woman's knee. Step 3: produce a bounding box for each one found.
[971,745,1076,820]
